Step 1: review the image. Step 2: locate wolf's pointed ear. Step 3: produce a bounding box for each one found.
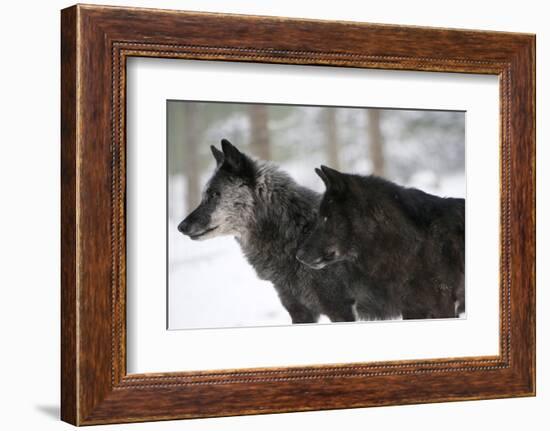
[210,145,224,166]
[221,139,246,173]
[320,165,346,192]
[315,167,330,189]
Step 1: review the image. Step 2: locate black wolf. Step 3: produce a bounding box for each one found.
[178,140,356,324]
[296,165,465,320]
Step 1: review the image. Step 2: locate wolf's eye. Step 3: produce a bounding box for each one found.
[323,216,328,223]
[207,190,219,199]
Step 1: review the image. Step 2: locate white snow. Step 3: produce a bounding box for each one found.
[168,227,290,329]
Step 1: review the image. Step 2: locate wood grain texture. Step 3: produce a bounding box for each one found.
[60,4,536,425]
[60,5,78,425]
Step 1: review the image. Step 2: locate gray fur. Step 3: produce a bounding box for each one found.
[178,139,355,324]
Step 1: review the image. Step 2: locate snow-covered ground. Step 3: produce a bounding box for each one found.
[168,169,465,330]
[168,231,290,329]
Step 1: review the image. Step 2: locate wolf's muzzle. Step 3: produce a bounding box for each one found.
[177,219,191,235]
[296,248,337,269]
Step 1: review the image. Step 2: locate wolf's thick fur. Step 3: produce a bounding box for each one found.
[178,140,355,324]
[296,166,465,320]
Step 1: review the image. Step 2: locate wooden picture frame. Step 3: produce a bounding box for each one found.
[61,4,535,425]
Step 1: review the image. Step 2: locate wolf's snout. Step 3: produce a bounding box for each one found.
[296,245,339,269]
[177,219,191,234]
[295,248,307,264]
[296,248,319,267]
[323,250,336,261]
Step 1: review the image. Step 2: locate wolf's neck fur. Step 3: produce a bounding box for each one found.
[237,162,319,270]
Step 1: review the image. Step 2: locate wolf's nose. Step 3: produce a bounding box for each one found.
[296,249,308,264]
[177,220,189,234]
[323,250,336,261]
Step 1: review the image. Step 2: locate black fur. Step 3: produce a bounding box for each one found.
[296,166,465,320]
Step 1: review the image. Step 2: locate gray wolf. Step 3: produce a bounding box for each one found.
[296,165,465,319]
[178,140,356,324]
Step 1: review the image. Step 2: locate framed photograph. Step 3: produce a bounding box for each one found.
[61,4,535,425]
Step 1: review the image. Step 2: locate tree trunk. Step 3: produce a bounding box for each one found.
[248,105,271,160]
[324,108,340,169]
[367,109,385,176]
[183,104,200,211]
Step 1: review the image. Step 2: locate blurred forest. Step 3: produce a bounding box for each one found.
[167,100,465,221]
[167,101,465,329]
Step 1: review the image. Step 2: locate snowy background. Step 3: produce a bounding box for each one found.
[167,101,465,330]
